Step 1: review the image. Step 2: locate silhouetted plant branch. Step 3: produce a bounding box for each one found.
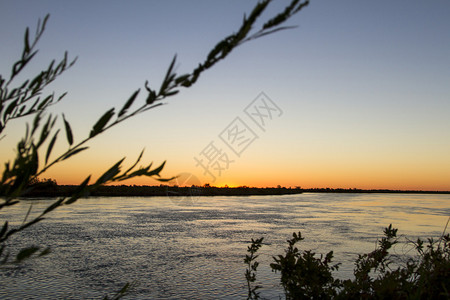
[0,15,76,135]
[245,237,264,300]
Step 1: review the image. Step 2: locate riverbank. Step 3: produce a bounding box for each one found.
[17,184,450,198]
[20,184,304,197]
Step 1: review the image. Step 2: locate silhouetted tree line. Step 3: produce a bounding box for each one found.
[18,183,304,197]
[17,182,449,198]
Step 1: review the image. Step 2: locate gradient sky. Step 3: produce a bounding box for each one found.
[1,1,449,190]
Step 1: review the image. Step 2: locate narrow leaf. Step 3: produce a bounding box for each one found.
[39,247,51,257]
[156,177,176,182]
[43,198,64,214]
[147,161,167,177]
[22,204,33,225]
[62,114,73,145]
[159,55,177,95]
[45,129,60,164]
[30,144,39,175]
[95,158,125,185]
[146,90,157,105]
[165,90,179,97]
[118,89,139,117]
[62,147,89,161]
[3,100,18,120]
[16,246,40,262]
[41,15,50,35]
[57,92,67,102]
[37,94,54,110]
[24,27,30,53]
[31,112,42,136]
[36,114,53,148]
[65,176,91,205]
[0,222,8,239]
[141,103,163,112]
[90,108,115,138]
[175,74,190,85]
[122,149,145,176]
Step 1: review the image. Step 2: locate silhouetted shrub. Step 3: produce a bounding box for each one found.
[246,223,450,299]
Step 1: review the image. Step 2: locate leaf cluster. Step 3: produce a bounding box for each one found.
[181,0,310,88]
[270,232,340,299]
[245,237,264,300]
[247,222,450,299]
[0,15,76,134]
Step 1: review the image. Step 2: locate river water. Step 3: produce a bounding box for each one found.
[1,193,449,299]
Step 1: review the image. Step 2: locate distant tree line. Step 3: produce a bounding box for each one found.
[20,180,449,197]
[20,181,303,197]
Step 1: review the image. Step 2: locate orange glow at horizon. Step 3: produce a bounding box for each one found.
[45,163,450,192]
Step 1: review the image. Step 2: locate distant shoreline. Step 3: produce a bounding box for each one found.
[17,184,450,198]
[301,188,450,194]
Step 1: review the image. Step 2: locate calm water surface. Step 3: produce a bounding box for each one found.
[1,193,449,299]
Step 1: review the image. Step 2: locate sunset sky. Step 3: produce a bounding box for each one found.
[1,1,449,191]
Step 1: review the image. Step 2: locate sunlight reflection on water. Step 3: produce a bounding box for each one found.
[0,193,449,299]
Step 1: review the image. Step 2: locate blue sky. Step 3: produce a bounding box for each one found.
[1,1,449,190]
